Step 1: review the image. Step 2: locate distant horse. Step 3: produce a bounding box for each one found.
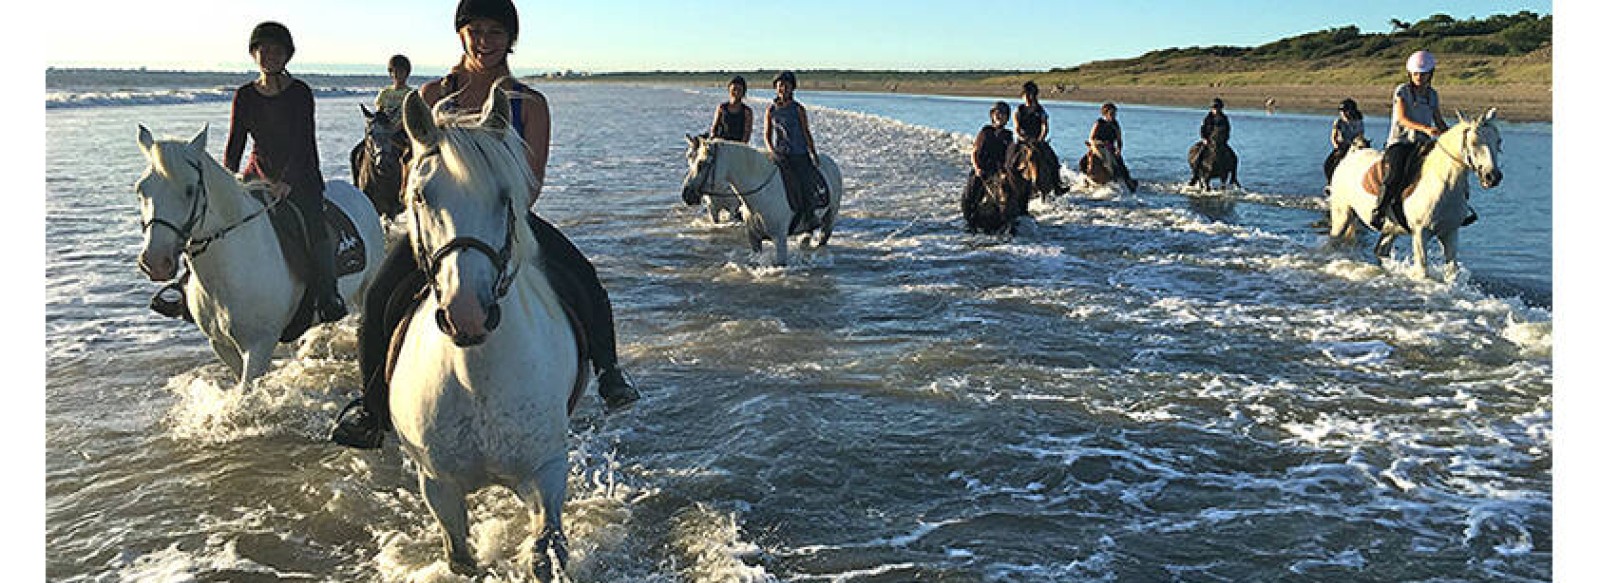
[681,135,842,266]
[134,124,384,386]
[1076,139,1117,189]
[1327,109,1504,276]
[350,103,408,219]
[960,169,1027,236]
[1324,135,1370,184]
[1187,128,1240,191]
[389,88,586,580]
[1013,139,1065,201]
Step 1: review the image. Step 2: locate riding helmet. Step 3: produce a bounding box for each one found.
[730,75,746,88]
[456,0,520,46]
[1406,50,1436,73]
[991,100,1010,116]
[248,21,295,58]
[1211,97,1225,109]
[1339,98,1358,112]
[1022,81,1039,96]
[773,70,797,87]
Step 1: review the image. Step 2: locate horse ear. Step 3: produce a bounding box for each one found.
[360,103,375,119]
[402,90,438,151]
[686,133,700,147]
[137,124,154,153]
[479,85,511,131]
[1484,108,1498,123]
[189,123,208,151]
[1456,110,1468,125]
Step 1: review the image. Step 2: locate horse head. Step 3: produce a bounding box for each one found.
[681,133,715,206]
[134,124,212,281]
[401,85,534,347]
[1452,108,1504,189]
[361,103,407,177]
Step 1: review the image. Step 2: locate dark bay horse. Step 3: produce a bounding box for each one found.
[350,104,408,219]
[1187,128,1240,192]
[961,169,1027,236]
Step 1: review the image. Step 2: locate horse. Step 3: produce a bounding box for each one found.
[388,88,586,580]
[134,125,385,387]
[960,169,1027,236]
[1187,129,1240,192]
[1327,109,1504,276]
[1324,135,1370,185]
[681,135,842,266]
[681,136,743,224]
[1076,139,1117,190]
[350,103,409,219]
[1013,139,1064,201]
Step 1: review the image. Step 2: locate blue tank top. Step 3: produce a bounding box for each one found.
[439,73,531,135]
[769,101,808,155]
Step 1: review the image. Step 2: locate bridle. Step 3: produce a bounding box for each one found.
[407,145,520,333]
[689,141,779,200]
[140,158,277,259]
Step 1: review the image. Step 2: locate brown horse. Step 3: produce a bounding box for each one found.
[1077,140,1116,188]
[961,169,1028,236]
[349,104,409,219]
[1187,127,1240,192]
[1012,139,1065,202]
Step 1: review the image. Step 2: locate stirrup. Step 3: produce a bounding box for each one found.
[329,399,385,449]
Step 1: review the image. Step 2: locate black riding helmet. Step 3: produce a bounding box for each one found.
[1212,97,1225,110]
[248,21,295,58]
[773,70,797,87]
[456,0,520,47]
[1022,81,1039,96]
[1339,98,1358,112]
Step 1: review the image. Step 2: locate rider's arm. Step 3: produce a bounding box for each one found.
[1331,121,1342,148]
[223,88,249,173]
[708,104,724,138]
[741,105,753,144]
[971,130,985,175]
[763,105,776,153]
[1114,122,1123,154]
[1038,113,1050,142]
[1393,89,1442,138]
[515,89,551,203]
[798,104,817,160]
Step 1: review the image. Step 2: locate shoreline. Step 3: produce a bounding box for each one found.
[552,78,1551,123]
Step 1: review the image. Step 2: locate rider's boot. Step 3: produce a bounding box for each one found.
[1463,205,1479,227]
[308,225,348,323]
[329,395,385,449]
[596,366,640,411]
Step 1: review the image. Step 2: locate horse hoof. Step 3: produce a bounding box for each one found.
[449,557,481,577]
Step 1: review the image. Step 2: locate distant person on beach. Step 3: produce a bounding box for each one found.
[330,0,640,450]
[1200,97,1231,145]
[1010,81,1066,195]
[708,75,753,143]
[764,70,830,209]
[1373,50,1450,231]
[150,21,347,324]
[1083,102,1138,191]
[375,54,412,116]
[1324,98,1365,185]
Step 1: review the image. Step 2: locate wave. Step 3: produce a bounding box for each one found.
[45,86,379,109]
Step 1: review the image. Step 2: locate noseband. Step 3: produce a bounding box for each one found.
[407,165,520,333]
[140,158,276,258]
[690,142,778,199]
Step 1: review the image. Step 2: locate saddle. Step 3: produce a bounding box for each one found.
[1360,141,1436,199]
[261,193,370,342]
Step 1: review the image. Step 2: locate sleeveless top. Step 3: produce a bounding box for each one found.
[439,73,532,135]
[1090,118,1120,144]
[768,101,808,155]
[1388,83,1440,146]
[974,125,1013,174]
[1333,116,1365,148]
[713,102,750,142]
[1016,104,1048,141]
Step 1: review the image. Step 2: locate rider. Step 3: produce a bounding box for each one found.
[971,101,1013,180]
[1010,80,1065,196]
[708,75,753,143]
[1324,97,1365,185]
[1200,97,1231,146]
[764,70,829,210]
[375,54,412,116]
[1373,50,1448,231]
[330,0,641,449]
[1084,102,1137,192]
[150,21,346,324]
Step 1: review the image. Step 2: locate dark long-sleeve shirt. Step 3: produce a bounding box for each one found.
[1200,111,1231,144]
[224,79,324,201]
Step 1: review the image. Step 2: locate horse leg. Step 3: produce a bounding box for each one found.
[520,458,569,582]
[240,339,277,387]
[209,337,245,382]
[1411,227,1432,276]
[419,475,478,577]
[1374,233,1396,262]
[746,226,763,255]
[773,233,790,266]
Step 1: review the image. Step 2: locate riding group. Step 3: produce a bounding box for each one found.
[954,50,1503,251]
[126,0,1503,571]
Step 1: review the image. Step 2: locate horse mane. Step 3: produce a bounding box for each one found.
[427,118,541,266]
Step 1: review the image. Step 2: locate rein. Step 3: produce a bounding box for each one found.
[141,158,280,259]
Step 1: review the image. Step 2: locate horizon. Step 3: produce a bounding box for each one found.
[47,1,1551,77]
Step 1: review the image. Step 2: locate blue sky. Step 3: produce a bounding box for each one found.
[48,0,1553,74]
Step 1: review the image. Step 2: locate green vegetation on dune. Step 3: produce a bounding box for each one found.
[1008,11,1550,87]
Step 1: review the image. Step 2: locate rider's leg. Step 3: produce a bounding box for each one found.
[525,213,640,410]
[291,192,348,322]
[1374,142,1416,230]
[330,242,420,449]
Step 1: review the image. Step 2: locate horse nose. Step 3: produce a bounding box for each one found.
[682,186,702,206]
[1485,169,1503,188]
[139,251,175,281]
[435,292,491,346]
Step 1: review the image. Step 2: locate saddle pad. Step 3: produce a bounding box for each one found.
[1360,163,1420,200]
[266,199,368,281]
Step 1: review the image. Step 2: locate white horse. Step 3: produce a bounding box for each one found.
[134,125,384,386]
[388,88,585,580]
[1328,109,1504,275]
[681,136,842,265]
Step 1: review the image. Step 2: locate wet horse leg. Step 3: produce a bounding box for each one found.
[420,474,478,576]
[521,457,569,582]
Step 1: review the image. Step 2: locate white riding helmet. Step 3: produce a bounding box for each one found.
[1406,50,1436,73]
